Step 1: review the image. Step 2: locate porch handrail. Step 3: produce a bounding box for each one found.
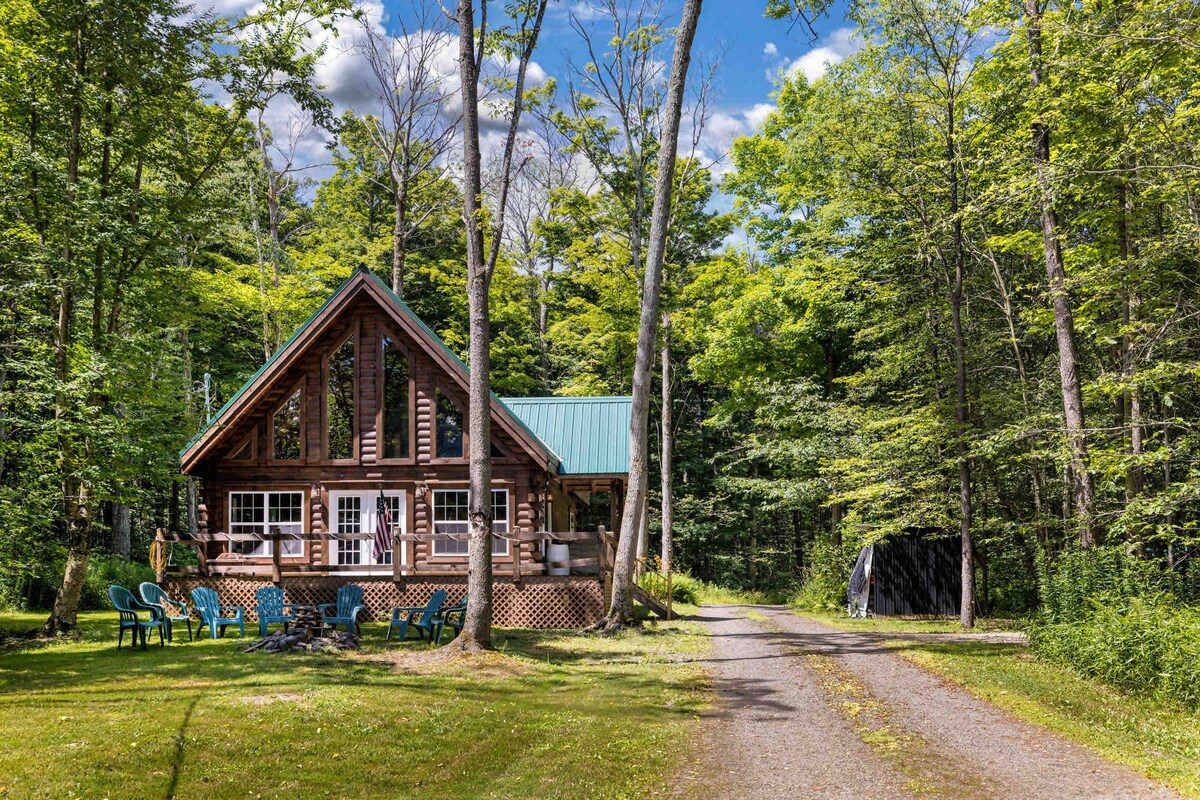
[156,527,612,581]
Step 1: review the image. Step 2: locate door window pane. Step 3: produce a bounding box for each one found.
[336,496,362,565]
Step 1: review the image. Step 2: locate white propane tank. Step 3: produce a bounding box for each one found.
[547,543,570,576]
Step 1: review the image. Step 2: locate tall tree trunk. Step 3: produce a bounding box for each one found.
[45,19,89,635]
[947,105,976,629]
[1025,0,1098,546]
[660,314,673,574]
[392,179,408,297]
[602,0,703,630]
[181,326,199,534]
[453,0,547,650]
[636,490,649,574]
[112,502,131,558]
[456,0,493,650]
[985,243,1047,543]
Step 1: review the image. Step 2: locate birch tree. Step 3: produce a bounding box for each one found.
[356,1,460,297]
[601,0,703,630]
[451,0,548,651]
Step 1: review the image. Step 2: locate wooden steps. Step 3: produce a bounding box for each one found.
[632,584,671,619]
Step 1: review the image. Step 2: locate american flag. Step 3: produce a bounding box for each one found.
[374,492,392,562]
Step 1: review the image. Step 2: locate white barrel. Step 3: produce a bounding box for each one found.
[547,543,570,576]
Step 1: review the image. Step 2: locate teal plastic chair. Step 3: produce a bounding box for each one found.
[255,586,298,637]
[386,590,447,643]
[139,582,192,642]
[319,585,365,635]
[435,594,469,645]
[190,586,246,639]
[109,585,165,650]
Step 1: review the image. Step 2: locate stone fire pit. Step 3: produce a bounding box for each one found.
[243,605,359,654]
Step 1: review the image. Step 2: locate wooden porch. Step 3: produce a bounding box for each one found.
[154,528,618,629]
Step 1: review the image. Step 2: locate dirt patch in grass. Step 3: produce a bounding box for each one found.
[239,692,304,706]
[356,641,539,677]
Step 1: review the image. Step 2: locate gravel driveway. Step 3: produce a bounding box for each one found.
[682,604,1179,800]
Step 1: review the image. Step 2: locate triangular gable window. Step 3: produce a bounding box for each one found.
[229,436,254,462]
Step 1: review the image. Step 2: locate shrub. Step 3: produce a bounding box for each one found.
[1030,547,1200,711]
[692,580,787,605]
[80,555,156,610]
[666,572,701,605]
[789,536,851,612]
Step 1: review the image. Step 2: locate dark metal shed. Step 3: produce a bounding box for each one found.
[870,532,961,616]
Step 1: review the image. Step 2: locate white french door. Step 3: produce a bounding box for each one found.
[328,490,406,572]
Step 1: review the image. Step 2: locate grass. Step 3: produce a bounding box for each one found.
[798,610,1022,635]
[0,611,710,800]
[692,582,787,606]
[793,610,1200,799]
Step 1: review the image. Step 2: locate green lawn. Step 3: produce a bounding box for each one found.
[795,610,1200,799]
[0,611,709,800]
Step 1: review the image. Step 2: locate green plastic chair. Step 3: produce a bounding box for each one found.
[190,586,246,639]
[435,594,469,645]
[255,586,299,637]
[319,585,366,635]
[139,582,192,642]
[386,590,447,643]
[109,585,166,650]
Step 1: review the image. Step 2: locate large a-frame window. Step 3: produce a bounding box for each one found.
[435,389,464,459]
[381,336,411,460]
[272,389,302,461]
[327,335,355,460]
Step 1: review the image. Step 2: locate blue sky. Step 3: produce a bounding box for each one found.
[210,0,856,193]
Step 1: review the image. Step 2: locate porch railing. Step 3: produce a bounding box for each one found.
[155,527,612,584]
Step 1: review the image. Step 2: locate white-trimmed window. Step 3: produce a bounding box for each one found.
[432,489,509,556]
[229,491,304,557]
[331,491,404,567]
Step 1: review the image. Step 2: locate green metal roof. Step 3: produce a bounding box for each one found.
[499,396,632,475]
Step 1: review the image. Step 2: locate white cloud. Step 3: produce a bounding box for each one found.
[193,0,260,15]
[763,41,779,58]
[743,102,775,131]
[784,27,859,84]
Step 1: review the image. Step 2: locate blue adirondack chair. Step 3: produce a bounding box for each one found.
[386,590,447,643]
[109,585,166,650]
[319,585,365,635]
[190,586,246,639]
[434,594,469,645]
[255,586,298,637]
[139,582,193,642]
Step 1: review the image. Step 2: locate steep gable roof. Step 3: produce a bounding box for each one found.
[179,268,559,474]
[500,396,631,475]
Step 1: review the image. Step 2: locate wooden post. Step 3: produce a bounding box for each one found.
[271,528,282,587]
[152,528,167,584]
[597,525,612,608]
[512,534,522,586]
[392,520,405,588]
[666,571,672,621]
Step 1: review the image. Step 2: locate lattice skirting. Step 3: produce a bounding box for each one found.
[162,576,604,629]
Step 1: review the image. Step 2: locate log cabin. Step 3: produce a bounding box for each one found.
[163,267,629,629]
